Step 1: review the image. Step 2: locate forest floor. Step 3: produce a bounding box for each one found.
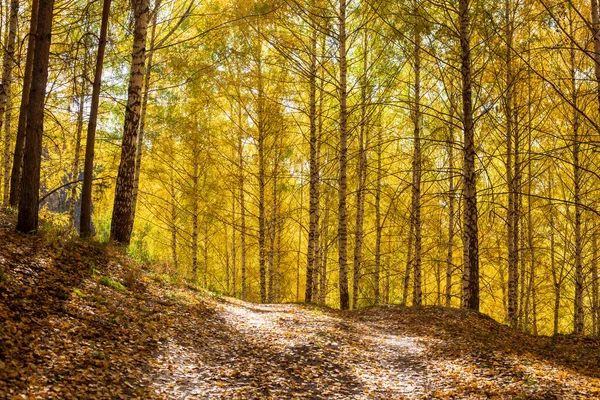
[1,213,600,399]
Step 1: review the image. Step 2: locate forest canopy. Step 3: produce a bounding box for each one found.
[3,0,600,338]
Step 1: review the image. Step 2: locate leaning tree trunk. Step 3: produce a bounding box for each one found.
[131,0,161,223]
[1,0,18,205]
[80,0,111,237]
[9,0,38,207]
[337,0,350,310]
[16,0,55,233]
[110,0,149,244]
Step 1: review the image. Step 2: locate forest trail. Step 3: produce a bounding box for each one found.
[1,214,600,399]
[151,301,428,399]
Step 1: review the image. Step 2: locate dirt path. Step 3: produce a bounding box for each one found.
[151,300,431,399]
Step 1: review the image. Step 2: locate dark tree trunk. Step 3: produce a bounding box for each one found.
[1,0,18,205]
[9,0,38,207]
[16,0,55,233]
[80,0,111,238]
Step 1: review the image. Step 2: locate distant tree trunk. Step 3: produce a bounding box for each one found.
[16,0,55,233]
[445,91,456,307]
[169,169,178,269]
[191,145,199,282]
[592,231,599,336]
[1,0,17,205]
[110,0,149,244]
[374,127,383,305]
[571,37,584,335]
[80,0,111,238]
[203,218,209,288]
[411,20,423,307]
[69,51,87,224]
[551,222,560,336]
[256,38,267,303]
[296,165,304,302]
[232,193,237,296]
[268,154,278,303]
[131,0,161,224]
[9,0,38,207]
[305,19,319,303]
[238,105,247,300]
[403,220,414,306]
[319,186,330,305]
[459,0,479,310]
[352,32,369,309]
[337,0,350,310]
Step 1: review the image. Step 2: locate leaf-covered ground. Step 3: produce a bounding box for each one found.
[1,214,600,399]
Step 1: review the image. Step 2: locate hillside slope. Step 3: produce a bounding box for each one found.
[1,214,599,399]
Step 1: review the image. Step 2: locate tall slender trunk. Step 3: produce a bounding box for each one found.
[238,104,247,300]
[1,0,17,205]
[131,0,161,224]
[69,50,87,224]
[296,165,304,302]
[445,90,456,307]
[110,0,149,244]
[592,231,599,336]
[551,211,560,336]
[337,0,350,310]
[170,168,178,269]
[411,20,423,307]
[268,155,278,302]
[548,170,562,336]
[16,0,55,233]
[570,31,584,334]
[592,0,600,118]
[374,127,383,305]
[232,192,237,296]
[352,31,369,309]
[306,17,319,303]
[459,0,479,310]
[8,0,38,207]
[320,186,330,305]
[256,35,267,303]
[191,144,199,282]
[203,218,209,288]
[505,0,519,328]
[403,220,414,306]
[80,0,111,237]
